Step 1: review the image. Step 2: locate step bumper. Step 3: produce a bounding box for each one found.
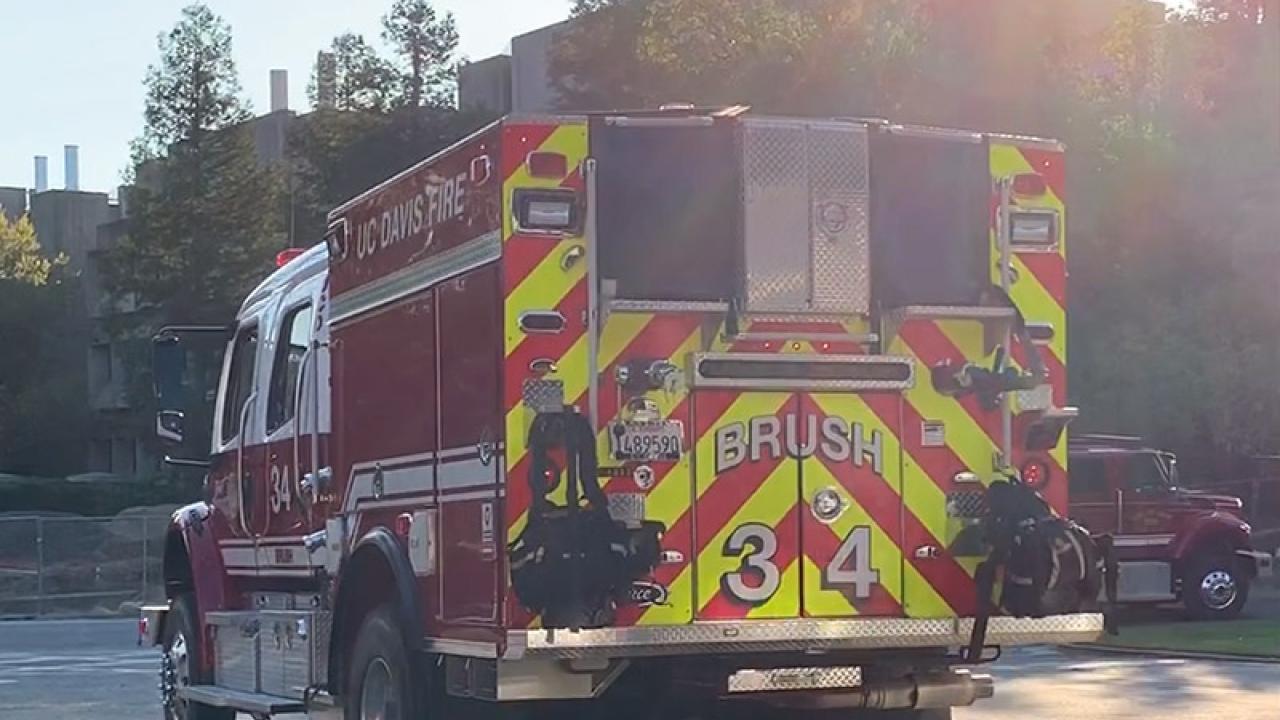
[503,613,1105,660]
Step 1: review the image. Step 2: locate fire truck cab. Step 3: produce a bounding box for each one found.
[142,108,1104,720]
[1069,434,1273,618]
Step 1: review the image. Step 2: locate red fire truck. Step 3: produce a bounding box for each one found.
[141,108,1104,720]
[1069,434,1273,618]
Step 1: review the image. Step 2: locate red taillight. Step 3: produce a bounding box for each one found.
[276,248,305,268]
[394,512,413,538]
[1012,172,1047,197]
[1021,458,1050,488]
[138,616,149,639]
[527,151,568,178]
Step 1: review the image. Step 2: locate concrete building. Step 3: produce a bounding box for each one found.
[0,187,26,220]
[459,55,513,114]
[460,20,570,114]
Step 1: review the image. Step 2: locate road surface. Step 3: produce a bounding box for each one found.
[1,619,1276,719]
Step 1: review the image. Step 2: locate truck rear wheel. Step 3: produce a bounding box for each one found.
[162,594,233,720]
[344,604,425,720]
[1183,553,1249,620]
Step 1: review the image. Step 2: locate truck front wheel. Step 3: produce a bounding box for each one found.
[162,594,233,720]
[1183,553,1249,620]
[344,604,425,720]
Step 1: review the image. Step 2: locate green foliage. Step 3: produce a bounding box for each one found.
[0,273,90,476]
[133,3,251,162]
[554,0,1280,471]
[105,127,284,325]
[288,106,498,244]
[0,213,59,286]
[554,0,927,113]
[307,33,397,113]
[104,3,283,325]
[381,0,460,108]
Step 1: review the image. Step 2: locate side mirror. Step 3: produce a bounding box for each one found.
[153,334,187,413]
[156,409,185,444]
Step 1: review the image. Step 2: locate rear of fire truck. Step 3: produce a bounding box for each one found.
[493,109,1102,718]
[140,107,1103,720]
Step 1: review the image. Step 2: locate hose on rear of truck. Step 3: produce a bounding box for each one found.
[508,409,663,629]
[964,476,1109,661]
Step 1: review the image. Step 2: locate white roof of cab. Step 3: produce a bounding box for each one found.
[239,243,328,318]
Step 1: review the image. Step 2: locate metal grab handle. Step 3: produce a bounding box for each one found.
[292,345,315,523]
[235,392,259,538]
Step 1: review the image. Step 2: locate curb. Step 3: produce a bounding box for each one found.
[1068,642,1280,665]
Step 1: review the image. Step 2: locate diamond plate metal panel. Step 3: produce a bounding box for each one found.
[741,119,870,316]
[606,493,645,528]
[1014,384,1054,413]
[210,614,259,693]
[946,491,988,519]
[508,614,1104,659]
[522,379,564,413]
[742,120,811,312]
[727,666,863,694]
[259,611,316,699]
[809,124,870,313]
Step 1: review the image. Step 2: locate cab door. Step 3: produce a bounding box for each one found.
[259,276,327,549]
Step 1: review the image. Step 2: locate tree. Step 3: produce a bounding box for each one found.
[0,213,56,285]
[307,33,397,113]
[551,0,926,114]
[103,3,283,324]
[133,3,251,162]
[0,273,89,476]
[381,0,460,108]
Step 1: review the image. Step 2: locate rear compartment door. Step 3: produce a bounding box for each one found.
[693,390,904,619]
[694,390,801,619]
[799,392,904,617]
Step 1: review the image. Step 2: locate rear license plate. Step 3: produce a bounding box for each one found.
[610,420,684,461]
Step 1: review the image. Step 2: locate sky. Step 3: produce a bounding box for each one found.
[0,0,570,195]
[0,0,1196,196]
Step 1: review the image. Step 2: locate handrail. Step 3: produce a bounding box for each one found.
[292,345,315,524]
[235,392,259,539]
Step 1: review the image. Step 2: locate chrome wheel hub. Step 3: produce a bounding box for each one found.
[162,631,191,719]
[360,657,397,720]
[1200,569,1238,610]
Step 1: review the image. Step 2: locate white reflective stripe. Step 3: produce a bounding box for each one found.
[1112,534,1175,547]
[438,456,494,490]
[351,451,437,474]
[220,547,257,568]
[254,544,312,568]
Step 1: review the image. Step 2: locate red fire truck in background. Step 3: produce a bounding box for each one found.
[141,107,1103,720]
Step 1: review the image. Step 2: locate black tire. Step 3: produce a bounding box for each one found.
[344,604,425,720]
[162,594,234,720]
[1182,553,1249,620]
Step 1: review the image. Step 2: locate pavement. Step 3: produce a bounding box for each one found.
[1,619,1278,720]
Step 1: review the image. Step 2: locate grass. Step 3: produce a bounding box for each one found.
[1097,618,1280,658]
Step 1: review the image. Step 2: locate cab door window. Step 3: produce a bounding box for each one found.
[220,325,259,445]
[1123,454,1168,494]
[1068,456,1107,502]
[266,304,314,434]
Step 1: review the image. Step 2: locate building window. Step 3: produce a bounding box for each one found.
[90,343,112,388]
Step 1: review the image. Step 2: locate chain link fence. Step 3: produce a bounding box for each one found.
[0,512,172,618]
